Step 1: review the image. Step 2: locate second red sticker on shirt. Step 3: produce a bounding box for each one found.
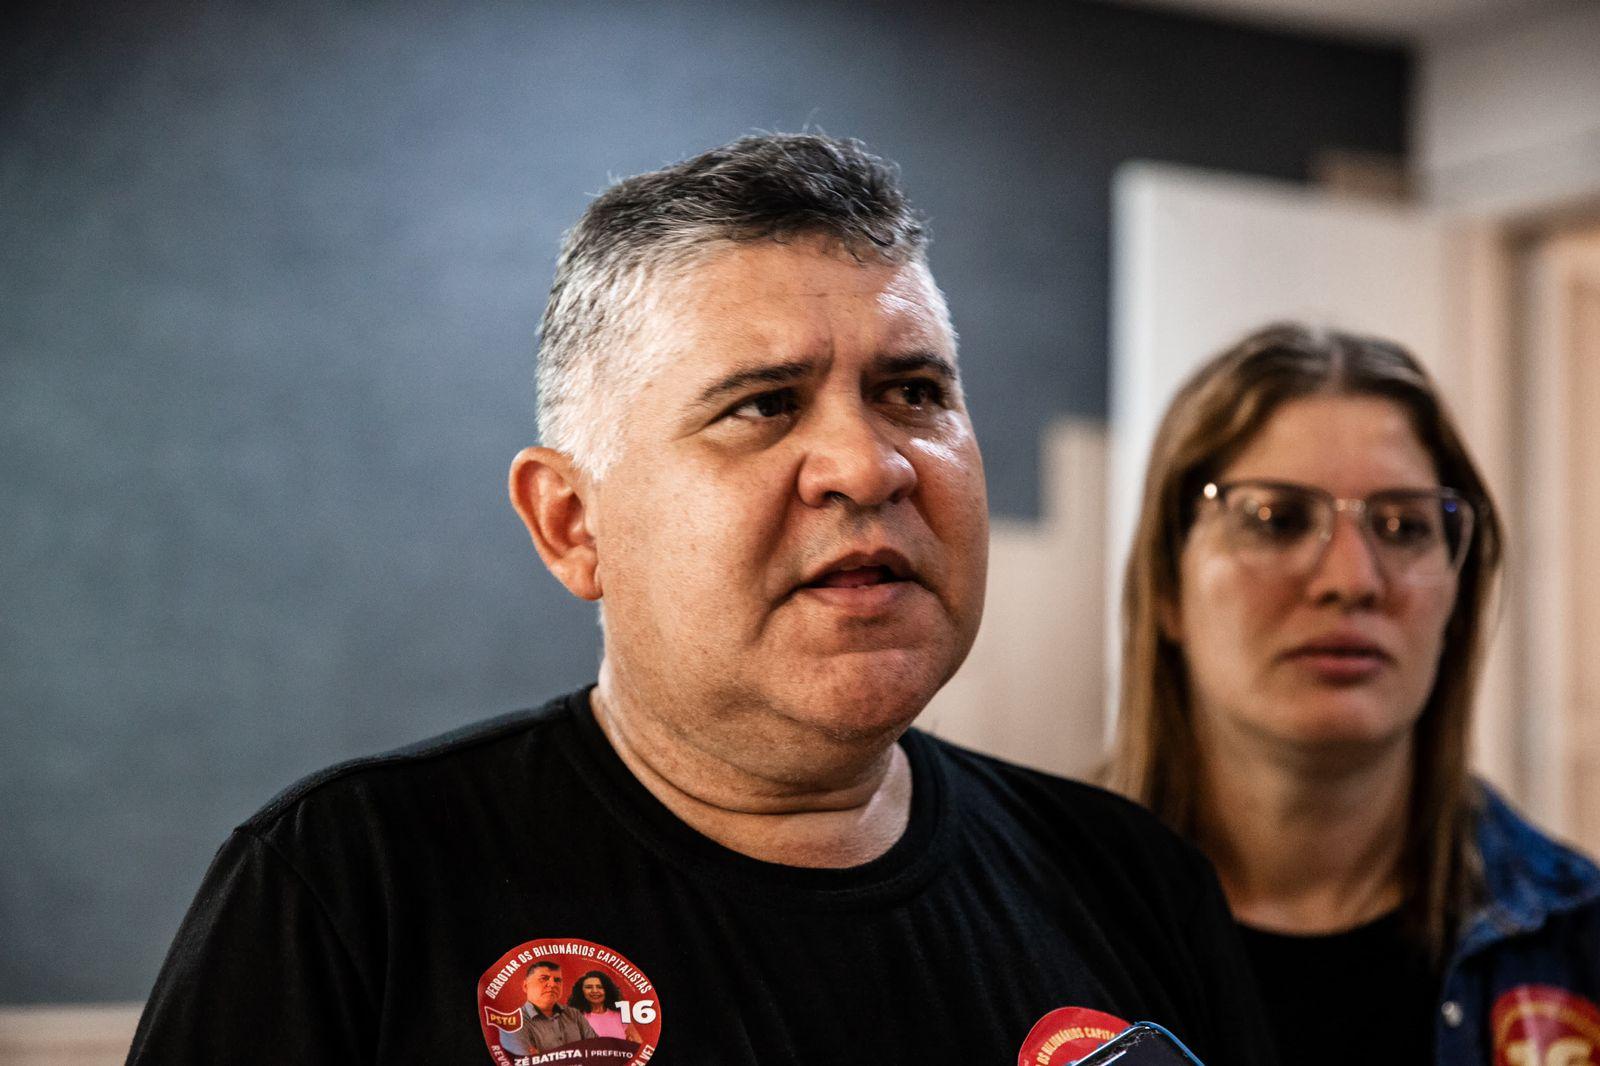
[1017,1006,1131,1065]
[1492,984,1600,1066]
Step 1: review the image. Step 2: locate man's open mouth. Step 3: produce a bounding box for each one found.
[806,565,902,589]
[798,550,916,593]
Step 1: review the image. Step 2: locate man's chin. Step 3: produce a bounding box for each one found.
[773,655,952,742]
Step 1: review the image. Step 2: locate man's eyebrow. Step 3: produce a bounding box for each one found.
[876,351,957,379]
[691,359,816,410]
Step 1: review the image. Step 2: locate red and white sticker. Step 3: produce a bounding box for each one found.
[477,938,661,1066]
[1493,985,1600,1066]
[1018,1006,1131,1066]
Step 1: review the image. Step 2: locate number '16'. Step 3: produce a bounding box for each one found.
[616,999,657,1025]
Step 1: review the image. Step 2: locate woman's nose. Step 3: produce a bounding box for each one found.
[1305,512,1385,604]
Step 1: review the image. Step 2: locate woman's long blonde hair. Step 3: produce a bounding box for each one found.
[1107,323,1503,955]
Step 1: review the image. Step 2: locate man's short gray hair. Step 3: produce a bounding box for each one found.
[536,133,931,476]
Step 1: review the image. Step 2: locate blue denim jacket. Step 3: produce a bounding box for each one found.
[1436,785,1600,1064]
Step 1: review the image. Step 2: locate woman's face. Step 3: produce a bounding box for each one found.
[581,977,607,1007]
[1171,394,1459,756]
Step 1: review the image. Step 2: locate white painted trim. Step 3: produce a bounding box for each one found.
[1442,221,1522,797]
[1518,230,1600,837]
[1518,244,1572,830]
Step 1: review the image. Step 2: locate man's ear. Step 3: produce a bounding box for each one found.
[509,447,601,601]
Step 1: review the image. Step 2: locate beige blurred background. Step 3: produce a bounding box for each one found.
[928,0,1600,862]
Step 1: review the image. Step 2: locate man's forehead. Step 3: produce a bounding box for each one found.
[650,241,953,371]
[680,240,935,306]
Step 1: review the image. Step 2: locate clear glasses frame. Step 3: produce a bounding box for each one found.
[1197,479,1477,586]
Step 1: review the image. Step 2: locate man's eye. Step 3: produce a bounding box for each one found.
[884,379,946,408]
[728,389,799,421]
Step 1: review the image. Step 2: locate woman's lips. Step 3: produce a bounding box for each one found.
[1282,644,1390,683]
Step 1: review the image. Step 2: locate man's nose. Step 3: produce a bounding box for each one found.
[1305,511,1384,604]
[795,401,917,508]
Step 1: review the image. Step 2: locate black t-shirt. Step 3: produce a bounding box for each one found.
[1239,911,1438,1066]
[129,689,1276,1065]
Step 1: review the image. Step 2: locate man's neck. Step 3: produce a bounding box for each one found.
[1194,719,1412,935]
[588,674,913,869]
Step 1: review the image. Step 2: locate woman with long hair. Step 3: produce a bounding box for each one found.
[567,969,642,1044]
[1109,323,1600,1065]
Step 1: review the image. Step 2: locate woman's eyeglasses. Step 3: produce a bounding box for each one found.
[1197,480,1475,586]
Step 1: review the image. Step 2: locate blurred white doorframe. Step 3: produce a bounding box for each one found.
[1108,162,1520,799]
[1521,224,1600,848]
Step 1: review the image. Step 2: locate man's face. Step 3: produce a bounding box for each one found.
[588,237,988,766]
[524,966,562,1012]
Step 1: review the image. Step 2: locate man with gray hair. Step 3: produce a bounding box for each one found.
[129,134,1273,1065]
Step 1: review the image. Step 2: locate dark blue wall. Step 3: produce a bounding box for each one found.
[0,0,1407,1002]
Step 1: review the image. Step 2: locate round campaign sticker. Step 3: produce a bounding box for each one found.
[1492,985,1600,1066]
[1017,1006,1131,1066]
[477,938,661,1066]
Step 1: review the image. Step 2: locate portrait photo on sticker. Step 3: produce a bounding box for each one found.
[476,938,661,1066]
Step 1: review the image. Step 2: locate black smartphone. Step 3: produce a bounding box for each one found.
[1071,1022,1206,1065]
